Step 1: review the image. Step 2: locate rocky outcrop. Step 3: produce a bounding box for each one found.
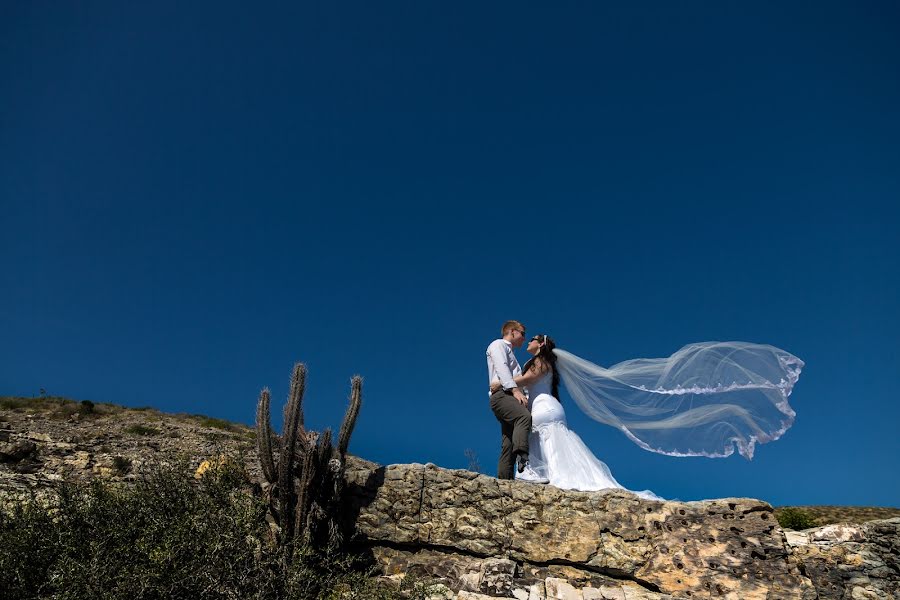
[344,461,898,600]
[2,403,898,599]
[786,520,900,599]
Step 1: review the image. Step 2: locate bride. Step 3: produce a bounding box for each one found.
[491,334,803,497]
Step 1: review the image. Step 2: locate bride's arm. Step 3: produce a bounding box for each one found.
[490,359,549,392]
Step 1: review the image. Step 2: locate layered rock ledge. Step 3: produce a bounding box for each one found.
[343,461,898,600]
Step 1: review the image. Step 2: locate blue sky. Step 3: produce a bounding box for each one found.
[2,2,898,506]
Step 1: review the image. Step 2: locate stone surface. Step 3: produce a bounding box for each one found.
[545,578,583,599]
[479,558,517,596]
[597,587,626,600]
[0,439,36,463]
[345,461,900,599]
[786,518,900,600]
[345,462,817,599]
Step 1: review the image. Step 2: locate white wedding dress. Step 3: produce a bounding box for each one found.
[517,370,660,500]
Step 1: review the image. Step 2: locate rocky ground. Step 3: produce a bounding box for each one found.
[0,396,258,501]
[2,396,899,599]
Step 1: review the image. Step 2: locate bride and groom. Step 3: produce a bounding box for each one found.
[486,320,805,495]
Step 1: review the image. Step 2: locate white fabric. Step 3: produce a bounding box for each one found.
[486,338,522,394]
[517,371,661,500]
[553,341,803,460]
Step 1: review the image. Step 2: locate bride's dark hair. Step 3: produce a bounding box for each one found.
[523,334,560,399]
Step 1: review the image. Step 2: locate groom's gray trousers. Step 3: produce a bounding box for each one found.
[489,390,531,480]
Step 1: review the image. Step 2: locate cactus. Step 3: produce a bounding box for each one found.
[255,362,362,560]
[338,376,362,456]
[255,388,276,485]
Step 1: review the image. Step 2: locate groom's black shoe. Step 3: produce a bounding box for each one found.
[516,453,529,474]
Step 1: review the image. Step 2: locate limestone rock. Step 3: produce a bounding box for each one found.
[597,586,625,600]
[788,518,899,599]
[65,451,92,470]
[810,523,866,543]
[345,462,816,599]
[0,440,36,463]
[545,577,583,599]
[479,558,516,596]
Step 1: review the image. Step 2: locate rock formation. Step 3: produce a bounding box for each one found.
[344,461,820,599]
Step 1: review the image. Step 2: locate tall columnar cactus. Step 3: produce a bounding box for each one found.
[255,363,362,560]
[339,377,362,456]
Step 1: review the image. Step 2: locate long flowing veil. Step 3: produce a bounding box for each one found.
[552,342,803,459]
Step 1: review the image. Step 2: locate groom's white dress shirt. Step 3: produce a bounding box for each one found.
[486,338,522,395]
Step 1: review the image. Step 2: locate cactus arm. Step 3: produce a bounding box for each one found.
[337,376,362,457]
[293,439,320,541]
[278,362,306,549]
[316,428,333,473]
[255,387,277,485]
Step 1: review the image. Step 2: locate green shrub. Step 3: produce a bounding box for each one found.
[112,455,132,475]
[0,464,425,600]
[195,415,241,431]
[124,424,160,436]
[776,507,818,530]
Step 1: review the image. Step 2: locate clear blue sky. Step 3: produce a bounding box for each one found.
[2,2,898,506]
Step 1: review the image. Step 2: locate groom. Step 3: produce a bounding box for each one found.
[487,320,532,479]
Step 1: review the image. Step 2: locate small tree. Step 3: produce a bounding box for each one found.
[464,448,482,474]
[256,363,362,562]
[777,507,818,530]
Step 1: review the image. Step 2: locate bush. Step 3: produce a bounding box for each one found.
[776,507,818,530]
[0,463,424,600]
[195,415,241,432]
[0,397,29,410]
[0,396,116,420]
[124,424,160,436]
[111,455,132,475]
[0,396,73,412]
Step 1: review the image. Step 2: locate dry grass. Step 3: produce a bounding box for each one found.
[0,396,123,419]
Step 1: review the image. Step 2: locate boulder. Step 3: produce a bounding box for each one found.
[345,461,890,599]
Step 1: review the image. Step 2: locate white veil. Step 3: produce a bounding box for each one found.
[552,342,803,459]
